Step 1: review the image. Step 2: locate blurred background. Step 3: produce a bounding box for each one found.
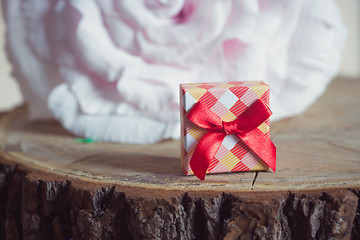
[0,0,359,112]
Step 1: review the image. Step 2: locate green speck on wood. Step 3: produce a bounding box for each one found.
[75,138,95,143]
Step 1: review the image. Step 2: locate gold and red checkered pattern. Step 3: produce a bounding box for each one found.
[180,81,271,176]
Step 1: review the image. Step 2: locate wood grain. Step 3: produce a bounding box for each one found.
[0,78,359,239]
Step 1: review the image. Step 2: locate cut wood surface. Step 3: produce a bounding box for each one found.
[0,78,360,239]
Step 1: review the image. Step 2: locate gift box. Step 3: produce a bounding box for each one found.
[180,81,276,180]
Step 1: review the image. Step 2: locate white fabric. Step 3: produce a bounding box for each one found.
[3,0,346,144]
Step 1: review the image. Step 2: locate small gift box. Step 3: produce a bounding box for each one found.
[180,81,276,180]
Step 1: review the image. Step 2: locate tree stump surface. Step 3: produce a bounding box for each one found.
[0,77,360,240]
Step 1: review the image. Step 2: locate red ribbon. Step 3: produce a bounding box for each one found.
[187,99,276,180]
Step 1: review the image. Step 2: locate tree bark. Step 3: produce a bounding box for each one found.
[0,159,359,239]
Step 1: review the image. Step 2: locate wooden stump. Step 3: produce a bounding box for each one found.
[0,78,360,240]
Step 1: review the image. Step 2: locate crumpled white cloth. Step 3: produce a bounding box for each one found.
[3,0,346,144]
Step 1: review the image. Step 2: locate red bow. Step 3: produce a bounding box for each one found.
[187,99,276,180]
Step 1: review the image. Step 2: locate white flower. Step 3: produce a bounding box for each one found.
[3,0,346,143]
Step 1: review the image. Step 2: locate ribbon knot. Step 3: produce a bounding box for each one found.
[222,121,238,135]
[186,99,276,180]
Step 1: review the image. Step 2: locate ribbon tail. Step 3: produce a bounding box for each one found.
[190,131,226,180]
[238,129,277,172]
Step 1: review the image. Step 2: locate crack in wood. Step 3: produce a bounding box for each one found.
[326,141,360,154]
[66,153,105,166]
[250,172,259,190]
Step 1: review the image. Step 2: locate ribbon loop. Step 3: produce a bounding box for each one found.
[187,99,276,180]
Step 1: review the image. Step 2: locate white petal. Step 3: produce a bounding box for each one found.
[48,83,179,144]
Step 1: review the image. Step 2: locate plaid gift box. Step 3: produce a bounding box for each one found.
[180,81,275,178]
